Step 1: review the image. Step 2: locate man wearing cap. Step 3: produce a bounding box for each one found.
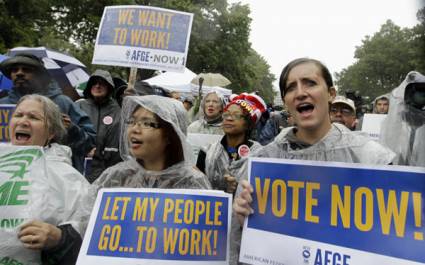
[76,69,122,182]
[0,53,96,173]
[330,95,357,130]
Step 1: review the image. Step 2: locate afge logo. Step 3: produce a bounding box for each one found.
[302,246,311,264]
[312,248,350,265]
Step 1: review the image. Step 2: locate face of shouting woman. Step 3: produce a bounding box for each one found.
[283,62,335,141]
[10,99,53,146]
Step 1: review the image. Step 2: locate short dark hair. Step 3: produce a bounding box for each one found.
[279,58,334,99]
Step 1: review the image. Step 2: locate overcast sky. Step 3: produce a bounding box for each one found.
[229,0,424,88]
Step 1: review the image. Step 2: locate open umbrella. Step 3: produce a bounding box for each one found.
[190,73,231,87]
[0,54,12,91]
[7,46,90,89]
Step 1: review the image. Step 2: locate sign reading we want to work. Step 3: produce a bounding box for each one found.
[240,158,425,265]
[92,5,193,72]
[77,189,232,265]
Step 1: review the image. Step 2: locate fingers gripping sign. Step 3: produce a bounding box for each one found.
[18,220,62,250]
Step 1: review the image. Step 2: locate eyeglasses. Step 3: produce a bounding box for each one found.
[125,117,161,129]
[222,112,245,120]
[330,107,354,116]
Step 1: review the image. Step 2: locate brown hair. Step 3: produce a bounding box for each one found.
[279,58,334,99]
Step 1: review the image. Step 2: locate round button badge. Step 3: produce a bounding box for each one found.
[238,144,250,158]
[103,116,113,125]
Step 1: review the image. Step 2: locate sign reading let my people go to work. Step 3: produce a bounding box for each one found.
[240,158,425,265]
[92,5,193,72]
[77,188,232,265]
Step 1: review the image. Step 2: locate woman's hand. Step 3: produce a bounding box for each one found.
[18,220,62,250]
[224,174,237,193]
[233,180,254,226]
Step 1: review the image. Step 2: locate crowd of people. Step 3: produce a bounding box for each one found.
[0,52,424,265]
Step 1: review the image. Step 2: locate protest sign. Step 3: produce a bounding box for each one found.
[92,5,193,72]
[187,133,222,158]
[361,113,387,140]
[0,104,15,142]
[240,158,425,265]
[0,146,47,265]
[77,188,232,265]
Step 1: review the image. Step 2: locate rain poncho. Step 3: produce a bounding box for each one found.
[258,123,395,164]
[372,93,390,113]
[0,144,92,265]
[188,91,225,135]
[94,95,211,189]
[230,123,395,265]
[204,138,262,191]
[380,71,425,166]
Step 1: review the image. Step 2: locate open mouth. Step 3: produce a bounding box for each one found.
[296,103,314,115]
[15,131,31,142]
[130,138,143,147]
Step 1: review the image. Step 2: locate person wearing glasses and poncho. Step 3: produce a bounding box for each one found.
[93,95,211,190]
[196,93,267,194]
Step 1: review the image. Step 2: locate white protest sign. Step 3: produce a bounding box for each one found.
[0,146,47,265]
[187,133,222,158]
[92,5,193,72]
[361,113,387,140]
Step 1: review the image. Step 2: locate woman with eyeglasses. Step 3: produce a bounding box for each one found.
[196,93,266,194]
[94,95,211,189]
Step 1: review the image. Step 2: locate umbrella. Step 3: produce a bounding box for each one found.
[190,73,231,87]
[7,46,90,89]
[0,54,12,91]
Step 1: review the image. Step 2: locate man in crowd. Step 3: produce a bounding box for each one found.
[330,95,357,130]
[76,69,121,182]
[373,94,390,114]
[0,53,96,173]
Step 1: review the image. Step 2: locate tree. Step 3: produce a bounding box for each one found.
[0,0,275,98]
[335,17,425,101]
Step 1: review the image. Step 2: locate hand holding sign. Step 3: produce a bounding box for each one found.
[233,180,254,226]
[18,220,62,250]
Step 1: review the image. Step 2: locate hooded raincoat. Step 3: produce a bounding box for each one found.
[76,70,122,182]
[380,71,425,167]
[94,95,211,190]
[204,138,262,191]
[188,91,225,135]
[373,93,390,114]
[0,144,92,265]
[230,123,395,265]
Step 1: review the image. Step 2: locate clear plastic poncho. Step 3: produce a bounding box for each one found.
[380,71,425,167]
[94,95,211,189]
[258,123,395,165]
[0,144,92,265]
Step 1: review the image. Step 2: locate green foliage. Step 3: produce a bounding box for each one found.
[0,0,275,99]
[335,15,425,101]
